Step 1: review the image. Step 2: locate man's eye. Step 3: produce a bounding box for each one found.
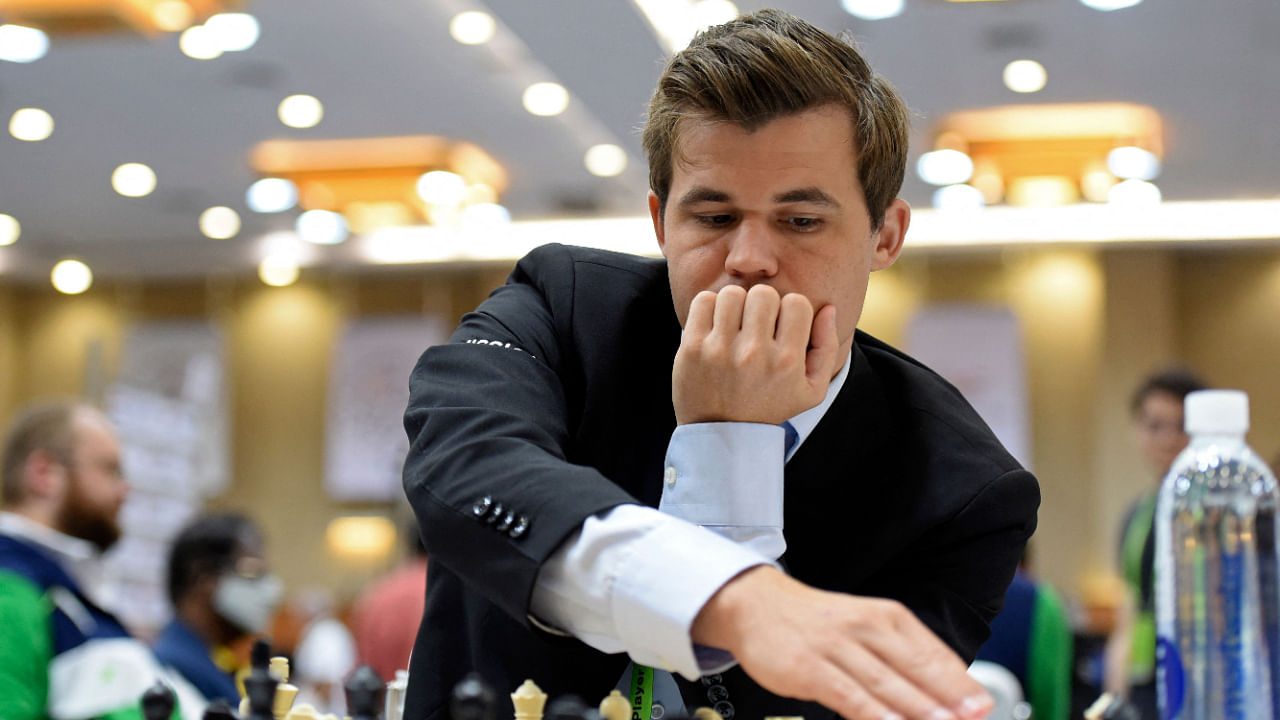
[696,214,735,227]
[786,217,822,231]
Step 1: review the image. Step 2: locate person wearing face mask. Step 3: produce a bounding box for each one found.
[154,512,283,704]
[1,399,205,720]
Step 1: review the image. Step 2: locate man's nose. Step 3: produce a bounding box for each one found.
[723,220,779,280]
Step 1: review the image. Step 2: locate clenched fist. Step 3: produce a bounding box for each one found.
[672,284,841,426]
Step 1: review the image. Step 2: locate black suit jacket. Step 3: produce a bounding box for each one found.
[402,243,1040,720]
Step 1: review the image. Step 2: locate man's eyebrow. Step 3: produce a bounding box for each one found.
[775,187,840,207]
[676,186,731,206]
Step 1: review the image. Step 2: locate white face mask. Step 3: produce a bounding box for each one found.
[212,571,284,634]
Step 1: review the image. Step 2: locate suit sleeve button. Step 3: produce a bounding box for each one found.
[486,502,505,524]
[509,516,530,538]
[471,495,493,518]
[496,511,516,532]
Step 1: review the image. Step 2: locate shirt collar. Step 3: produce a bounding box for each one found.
[784,347,853,461]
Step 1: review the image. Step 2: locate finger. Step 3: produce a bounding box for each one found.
[804,304,840,383]
[860,603,991,718]
[804,659,901,720]
[741,284,782,343]
[826,636,959,720]
[711,285,748,336]
[684,290,718,339]
[775,293,814,353]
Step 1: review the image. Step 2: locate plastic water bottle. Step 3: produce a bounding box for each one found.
[1155,390,1280,720]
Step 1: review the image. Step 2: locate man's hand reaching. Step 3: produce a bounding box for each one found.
[692,566,994,720]
[673,285,841,426]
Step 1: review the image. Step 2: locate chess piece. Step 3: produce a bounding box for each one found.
[270,656,300,720]
[141,680,177,720]
[597,690,628,720]
[345,665,384,720]
[511,680,547,720]
[202,699,239,720]
[385,669,409,720]
[450,673,497,720]
[283,703,322,720]
[690,709,720,720]
[243,639,279,720]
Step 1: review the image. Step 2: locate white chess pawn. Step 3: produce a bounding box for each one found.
[511,679,547,720]
[598,690,629,720]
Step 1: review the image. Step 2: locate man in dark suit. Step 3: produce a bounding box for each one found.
[402,10,1039,720]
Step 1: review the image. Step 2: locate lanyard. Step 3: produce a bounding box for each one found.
[629,663,654,720]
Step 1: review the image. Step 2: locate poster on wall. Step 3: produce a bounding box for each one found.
[325,315,448,501]
[905,305,1033,470]
[99,321,229,635]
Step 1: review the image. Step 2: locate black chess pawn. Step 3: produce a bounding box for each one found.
[141,680,177,720]
[202,698,240,720]
[449,673,497,720]
[345,664,385,720]
[544,695,599,720]
[242,639,278,720]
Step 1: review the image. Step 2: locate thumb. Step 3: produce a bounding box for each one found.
[805,305,840,385]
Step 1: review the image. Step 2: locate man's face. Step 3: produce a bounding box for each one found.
[649,104,908,360]
[55,411,126,551]
[1136,390,1189,477]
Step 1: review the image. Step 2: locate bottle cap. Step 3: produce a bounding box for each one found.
[1184,389,1249,435]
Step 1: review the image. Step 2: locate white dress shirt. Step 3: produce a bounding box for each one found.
[529,351,853,680]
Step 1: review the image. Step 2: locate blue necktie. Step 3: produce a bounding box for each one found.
[781,421,799,457]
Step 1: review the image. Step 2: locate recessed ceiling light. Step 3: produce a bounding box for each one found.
[1108,179,1161,207]
[1107,146,1160,180]
[840,0,905,21]
[522,82,570,117]
[199,206,241,239]
[112,163,157,197]
[278,94,324,129]
[151,1,194,32]
[584,144,628,177]
[204,13,260,52]
[179,25,222,59]
[917,150,974,186]
[932,184,986,211]
[450,11,496,45]
[51,259,92,294]
[460,203,511,233]
[0,24,49,63]
[259,254,300,287]
[9,108,53,142]
[296,209,349,245]
[1003,60,1047,93]
[417,171,467,206]
[0,213,20,246]
[246,178,298,213]
[1080,0,1142,10]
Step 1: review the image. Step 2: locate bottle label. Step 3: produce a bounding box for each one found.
[1158,636,1185,720]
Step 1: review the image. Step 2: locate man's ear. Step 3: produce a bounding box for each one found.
[23,449,67,500]
[648,191,666,254]
[871,198,910,271]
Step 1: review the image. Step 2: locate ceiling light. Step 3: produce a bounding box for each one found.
[840,0,905,21]
[460,203,511,233]
[246,178,298,213]
[278,94,324,129]
[296,209,349,245]
[1006,176,1079,207]
[112,163,157,197]
[1080,0,1142,10]
[1108,179,1161,207]
[325,516,397,559]
[204,13,259,52]
[1003,60,1047,93]
[199,206,241,239]
[932,184,986,212]
[1080,165,1117,202]
[1106,146,1160,180]
[584,144,628,177]
[9,108,54,142]
[151,1,194,32]
[522,82,569,117]
[917,149,974,186]
[449,11,495,45]
[51,259,92,294]
[417,171,467,206]
[258,254,299,287]
[0,213,20,245]
[179,25,222,59]
[0,24,49,63]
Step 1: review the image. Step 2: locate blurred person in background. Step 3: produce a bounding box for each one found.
[349,515,428,682]
[155,511,282,704]
[1104,369,1207,718]
[287,587,357,713]
[0,398,203,720]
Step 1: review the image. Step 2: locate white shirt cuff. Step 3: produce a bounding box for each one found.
[660,422,785,529]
